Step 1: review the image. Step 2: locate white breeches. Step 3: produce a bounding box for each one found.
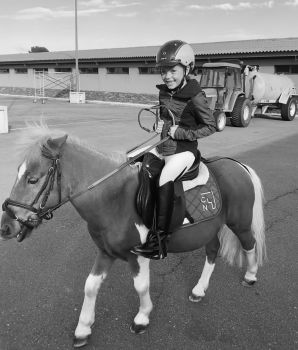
[150,149,195,186]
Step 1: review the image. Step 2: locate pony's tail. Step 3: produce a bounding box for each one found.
[219,165,267,267]
[247,165,267,266]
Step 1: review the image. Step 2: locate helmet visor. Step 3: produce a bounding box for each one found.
[155,59,182,68]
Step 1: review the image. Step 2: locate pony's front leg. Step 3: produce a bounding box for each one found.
[74,250,115,348]
[189,257,215,302]
[189,236,219,303]
[129,256,153,334]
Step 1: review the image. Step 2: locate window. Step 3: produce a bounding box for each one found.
[80,67,98,74]
[138,67,159,74]
[200,68,226,88]
[291,66,298,74]
[14,68,28,74]
[54,68,72,73]
[275,65,298,74]
[106,67,129,74]
[0,68,9,74]
[34,68,48,73]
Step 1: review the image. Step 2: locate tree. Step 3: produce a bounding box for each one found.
[29,46,49,53]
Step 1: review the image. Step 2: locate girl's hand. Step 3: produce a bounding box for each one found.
[168,125,178,138]
[154,120,164,134]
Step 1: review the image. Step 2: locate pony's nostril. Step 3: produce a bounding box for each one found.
[0,224,10,236]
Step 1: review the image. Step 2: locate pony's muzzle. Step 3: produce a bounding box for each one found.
[0,212,33,241]
[0,223,10,240]
[0,217,19,240]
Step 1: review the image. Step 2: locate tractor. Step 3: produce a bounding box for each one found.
[199,62,298,131]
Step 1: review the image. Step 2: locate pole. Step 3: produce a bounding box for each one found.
[74,0,79,92]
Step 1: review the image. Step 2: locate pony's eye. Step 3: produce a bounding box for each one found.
[28,178,39,184]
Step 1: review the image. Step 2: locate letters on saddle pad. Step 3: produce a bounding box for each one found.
[183,168,222,224]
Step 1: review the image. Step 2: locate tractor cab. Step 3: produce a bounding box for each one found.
[199,62,252,131]
[200,62,242,111]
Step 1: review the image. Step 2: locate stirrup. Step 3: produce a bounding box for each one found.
[130,231,168,259]
[131,246,167,260]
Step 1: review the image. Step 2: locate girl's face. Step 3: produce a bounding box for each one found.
[160,64,185,90]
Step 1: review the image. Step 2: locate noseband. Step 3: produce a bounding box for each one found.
[2,145,62,240]
[1,134,172,242]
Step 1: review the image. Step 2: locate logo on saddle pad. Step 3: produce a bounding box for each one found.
[136,154,222,229]
[184,171,222,224]
[201,191,217,211]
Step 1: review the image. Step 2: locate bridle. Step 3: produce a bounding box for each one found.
[1,115,174,242]
[2,144,63,241]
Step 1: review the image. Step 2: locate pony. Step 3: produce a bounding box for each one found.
[0,126,266,348]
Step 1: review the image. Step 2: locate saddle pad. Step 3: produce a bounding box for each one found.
[184,169,221,224]
[183,162,209,191]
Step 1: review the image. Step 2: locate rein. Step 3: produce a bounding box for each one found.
[2,136,169,241]
[2,103,176,242]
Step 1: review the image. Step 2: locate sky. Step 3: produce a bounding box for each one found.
[0,0,298,55]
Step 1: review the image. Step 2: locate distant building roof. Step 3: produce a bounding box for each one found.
[0,37,297,63]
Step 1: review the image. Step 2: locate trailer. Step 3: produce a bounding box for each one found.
[199,62,298,131]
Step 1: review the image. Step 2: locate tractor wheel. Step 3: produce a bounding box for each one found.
[281,97,297,121]
[231,97,252,127]
[214,111,226,132]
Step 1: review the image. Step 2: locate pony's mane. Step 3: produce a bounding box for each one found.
[16,123,127,164]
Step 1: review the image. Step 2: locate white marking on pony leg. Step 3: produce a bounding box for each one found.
[244,246,258,282]
[135,223,149,244]
[17,161,27,182]
[75,273,107,339]
[133,256,153,326]
[192,257,215,297]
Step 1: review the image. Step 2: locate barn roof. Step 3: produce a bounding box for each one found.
[0,37,297,63]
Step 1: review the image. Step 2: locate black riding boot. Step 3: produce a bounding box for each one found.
[131,181,174,259]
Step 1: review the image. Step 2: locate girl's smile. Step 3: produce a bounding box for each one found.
[160,64,185,90]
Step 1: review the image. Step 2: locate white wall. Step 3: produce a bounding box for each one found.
[96,67,160,94]
[1,64,298,95]
[0,69,34,88]
[79,74,100,91]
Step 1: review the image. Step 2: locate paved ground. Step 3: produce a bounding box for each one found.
[1,96,298,205]
[0,96,297,350]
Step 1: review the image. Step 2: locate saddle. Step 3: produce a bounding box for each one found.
[136,152,221,231]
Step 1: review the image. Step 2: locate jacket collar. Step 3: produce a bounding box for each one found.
[156,78,201,99]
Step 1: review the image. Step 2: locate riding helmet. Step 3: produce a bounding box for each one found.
[156,40,195,71]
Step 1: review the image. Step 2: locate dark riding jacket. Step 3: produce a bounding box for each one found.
[156,78,216,156]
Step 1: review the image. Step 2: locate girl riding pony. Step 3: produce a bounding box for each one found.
[131,40,216,259]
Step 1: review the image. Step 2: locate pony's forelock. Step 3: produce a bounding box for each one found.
[15,123,66,161]
[15,123,127,165]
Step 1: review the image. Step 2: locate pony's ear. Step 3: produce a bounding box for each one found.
[47,134,68,150]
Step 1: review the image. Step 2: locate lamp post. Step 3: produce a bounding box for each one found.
[70,0,85,103]
[75,0,79,92]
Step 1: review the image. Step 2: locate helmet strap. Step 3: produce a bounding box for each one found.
[169,77,185,92]
[168,66,189,92]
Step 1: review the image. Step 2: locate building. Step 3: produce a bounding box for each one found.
[0,37,298,96]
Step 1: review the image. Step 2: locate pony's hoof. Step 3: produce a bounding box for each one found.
[73,336,90,348]
[189,293,203,303]
[130,322,148,334]
[241,278,256,288]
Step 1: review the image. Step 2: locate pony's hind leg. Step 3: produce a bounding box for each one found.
[233,227,259,287]
[129,255,153,334]
[226,223,259,287]
[242,245,258,287]
[189,235,219,303]
[74,250,115,348]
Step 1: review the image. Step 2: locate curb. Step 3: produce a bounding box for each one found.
[0,93,156,108]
